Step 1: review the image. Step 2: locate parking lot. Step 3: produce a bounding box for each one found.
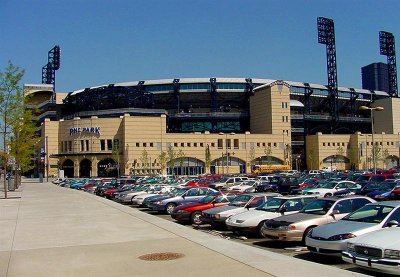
[129,204,393,277]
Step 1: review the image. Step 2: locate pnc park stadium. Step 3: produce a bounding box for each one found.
[25,19,400,178]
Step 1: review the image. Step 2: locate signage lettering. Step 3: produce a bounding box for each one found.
[69,127,101,136]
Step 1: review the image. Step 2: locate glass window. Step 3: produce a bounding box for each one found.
[283,199,304,212]
[81,140,84,151]
[68,141,72,152]
[218,139,223,149]
[333,199,352,214]
[100,140,106,151]
[387,207,400,223]
[107,139,112,150]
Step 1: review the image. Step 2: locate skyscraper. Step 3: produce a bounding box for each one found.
[361,62,389,92]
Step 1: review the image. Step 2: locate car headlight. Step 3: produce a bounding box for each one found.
[177,210,187,214]
[214,214,220,219]
[384,249,400,259]
[235,220,245,223]
[155,201,161,204]
[347,242,355,251]
[328,233,356,241]
[278,225,295,231]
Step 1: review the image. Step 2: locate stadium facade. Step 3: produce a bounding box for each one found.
[25,77,400,178]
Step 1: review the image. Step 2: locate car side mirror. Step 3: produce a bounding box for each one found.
[279,207,287,215]
[387,220,399,227]
[182,195,186,199]
[330,209,340,216]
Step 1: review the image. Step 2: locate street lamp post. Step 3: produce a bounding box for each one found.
[219,132,235,174]
[360,106,384,174]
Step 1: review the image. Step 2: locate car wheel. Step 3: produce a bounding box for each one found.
[257,221,266,237]
[191,211,203,225]
[165,203,176,214]
[302,226,315,245]
[324,193,332,197]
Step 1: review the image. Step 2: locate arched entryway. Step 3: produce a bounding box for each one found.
[167,157,205,176]
[211,156,246,174]
[322,155,350,170]
[385,155,399,169]
[80,159,92,178]
[97,158,118,177]
[252,156,283,165]
[62,159,74,178]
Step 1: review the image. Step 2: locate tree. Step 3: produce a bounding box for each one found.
[158,151,167,174]
[139,149,149,174]
[112,139,120,177]
[263,145,272,165]
[204,145,211,173]
[176,149,185,175]
[167,145,176,175]
[0,62,25,198]
[9,109,38,188]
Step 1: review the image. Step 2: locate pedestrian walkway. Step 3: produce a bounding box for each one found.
[0,179,367,277]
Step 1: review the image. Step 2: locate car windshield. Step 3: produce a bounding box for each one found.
[300,199,334,215]
[255,197,286,212]
[199,195,216,203]
[230,194,252,206]
[166,187,186,196]
[342,204,394,223]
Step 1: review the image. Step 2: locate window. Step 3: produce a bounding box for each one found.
[181,143,184,147]
[226,139,231,149]
[68,141,72,152]
[282,116,285,122]
[282,102,285,108]
[187,143,191,147]
[333,200,352,214]
[323,143,326,146]
[274,143,277,147]
[143,143,147,147]
[286,116,289,122]
[86,140,89,151]
[174,143,178,147]
[211,143,215,147]
[81,140,85,151]
[200,143,204,147]
[194,143,197,147]
[218,139,223,149]
[107,139,113,150]
[136,143,139,147]
[234,139,239,149]
[101,140,106,151]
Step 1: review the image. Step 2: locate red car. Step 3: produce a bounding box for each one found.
[171,194,236,224]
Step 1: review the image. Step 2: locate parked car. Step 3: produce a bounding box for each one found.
[342,226,400,275]
[306,201,400,255]
[201,192,281,227]
[171,194,236,224]
[147,187,218,214]
[225,195,317,236]
[304,181,360,197]
[131,185,174,206]
[255,176,300,194]
[261,195,375,243]
[211,177,249,190]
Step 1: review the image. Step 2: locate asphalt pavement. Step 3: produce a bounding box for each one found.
[0,178,368,277]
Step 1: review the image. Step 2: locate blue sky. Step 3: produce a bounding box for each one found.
[1,0,399,93]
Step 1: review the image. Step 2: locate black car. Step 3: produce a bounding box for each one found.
[255,176,300,194]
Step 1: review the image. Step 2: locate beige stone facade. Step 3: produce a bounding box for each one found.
[29,81,400,177]
[306,132,400,171]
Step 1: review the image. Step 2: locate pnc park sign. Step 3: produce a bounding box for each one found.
[69,127,101,136]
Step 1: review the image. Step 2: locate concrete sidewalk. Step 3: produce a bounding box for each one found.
[0,180,366,277]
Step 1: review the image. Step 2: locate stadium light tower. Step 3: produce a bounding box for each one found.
[379,31,398,97]
[42,45,61,95]
[317,17,338,133]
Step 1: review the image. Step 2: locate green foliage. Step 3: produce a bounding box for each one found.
[205,145,211,169]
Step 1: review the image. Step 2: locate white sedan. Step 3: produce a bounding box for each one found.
[304,181,360,197]
[342,226,400,275]
[225,195,317,236]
